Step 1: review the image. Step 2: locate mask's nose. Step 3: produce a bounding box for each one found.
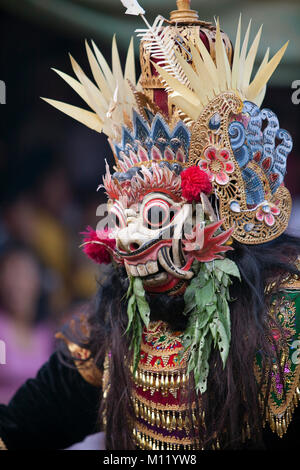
[116,225,144,253]
[116,207,146,253]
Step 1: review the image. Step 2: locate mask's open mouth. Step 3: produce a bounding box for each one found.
[121,239,194,292]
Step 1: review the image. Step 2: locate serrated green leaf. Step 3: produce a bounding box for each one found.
[214,259,241,280]
[192,259,201,274]
[205,303,217,317]
[205,261,214,272]
[126,295,136,334]
[132,276,145,296]
[182,259,236,393]
[222,274,229,288]
[136,295,150,327]
[131,277,151,327]
[195,279,214,310]
[209,317,218,346]
[220,298,231,340]
[215,318,230,367]
[126,275,133,297]
[126,277,150,373]
[131,315,143,373]
[214,267,223,283]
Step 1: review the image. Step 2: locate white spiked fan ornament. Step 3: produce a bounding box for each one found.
[43,0,289,135]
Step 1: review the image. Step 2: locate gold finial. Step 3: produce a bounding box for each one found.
[170,0,200,24]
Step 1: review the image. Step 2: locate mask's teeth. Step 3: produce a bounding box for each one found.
[146,260,159,274]
[125,260,159,278]
[137,264,148,277]
[124,261,139,277]
[158,247,193,280]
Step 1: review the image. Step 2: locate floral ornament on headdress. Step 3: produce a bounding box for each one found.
[255,202,280,227]
[199,146,235,185]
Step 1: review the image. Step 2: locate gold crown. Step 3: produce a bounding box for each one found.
[139,0,232,116]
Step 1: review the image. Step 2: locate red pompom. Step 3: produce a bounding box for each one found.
[181,166,212,202]
[81,226,116,264]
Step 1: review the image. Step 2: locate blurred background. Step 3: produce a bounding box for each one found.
[0,0,299,402]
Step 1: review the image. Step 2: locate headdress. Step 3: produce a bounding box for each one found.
[43,0,292,247]
[43,0,293,392]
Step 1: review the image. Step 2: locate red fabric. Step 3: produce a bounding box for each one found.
[153,89,169,116]
[150,57,169,116]
[180,166,212,202]
[81,226,116,264]
[200,30,210,51]
[136,386,190,406]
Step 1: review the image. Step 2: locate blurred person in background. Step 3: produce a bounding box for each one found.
[0,245,54,404]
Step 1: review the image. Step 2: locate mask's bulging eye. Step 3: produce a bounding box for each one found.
[143,199,178,229]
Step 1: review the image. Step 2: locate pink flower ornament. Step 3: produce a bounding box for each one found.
[255,202,280,227]
[198,146,235,185]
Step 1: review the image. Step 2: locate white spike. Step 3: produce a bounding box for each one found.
[125,37,136,86]
[194,35,220,94]
[247,41,289,101]
[91,40,115,92]
[253,84,266,107]
[41,98,103,132]
[85,40,111,102]
[238,19,252,90]
[69,54,107,119]
[255,47,270,76]
[232,14,242,89]
[173,50,208,106]
[51,68,91,107]
[189,43,214,100]
[242,25,263,92]
[215,18,231,90]
[169,93,200,121]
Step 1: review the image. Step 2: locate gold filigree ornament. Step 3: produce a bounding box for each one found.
[156,17,292,245]
[188,92,292,244]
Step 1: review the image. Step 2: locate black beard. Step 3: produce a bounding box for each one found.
[146,291,188,331]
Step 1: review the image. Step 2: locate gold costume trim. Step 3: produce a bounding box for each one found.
[133,389,193,412]
[260,389,300,438]
[0,438,7,450]
[280,275,300,291]
[55,332,102,387]
[255,294,300,438]
[133,421,197,449]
